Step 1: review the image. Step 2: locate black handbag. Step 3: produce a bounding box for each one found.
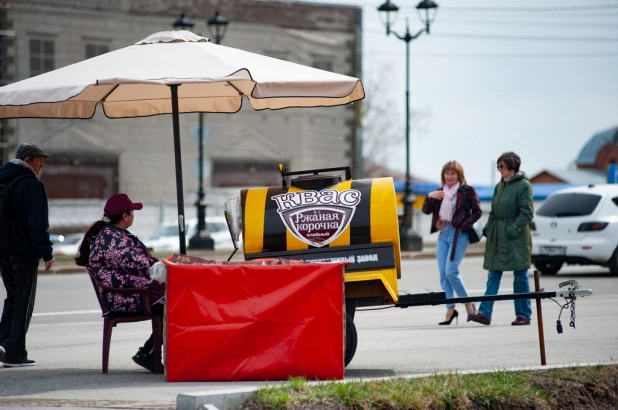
[462,185,483,244]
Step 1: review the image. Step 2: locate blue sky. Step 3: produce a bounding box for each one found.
[310,0,618,185]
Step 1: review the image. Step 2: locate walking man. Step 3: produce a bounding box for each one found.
[0,143,54,367]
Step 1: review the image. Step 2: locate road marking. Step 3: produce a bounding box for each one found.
[33,309,100,317]
[33,321,101,327]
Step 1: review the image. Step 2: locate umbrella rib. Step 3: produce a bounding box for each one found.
[226,81,244,96]
[100,84,119,102]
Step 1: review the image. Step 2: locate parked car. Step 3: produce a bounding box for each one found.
[531,184,618,275]
[143,216,238,252]
[51,233,84,256]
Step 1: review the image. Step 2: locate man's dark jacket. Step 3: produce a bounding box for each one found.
[0,162,53,261]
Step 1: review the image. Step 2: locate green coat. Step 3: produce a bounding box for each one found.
[483,172,534,272]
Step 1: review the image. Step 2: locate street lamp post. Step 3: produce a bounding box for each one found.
[207,11,229,44]
[0,29,17,166]
[173,10,229,250]
[377,0,438,251]
[172,13,194,31]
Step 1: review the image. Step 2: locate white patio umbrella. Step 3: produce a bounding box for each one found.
[0,31,365,254]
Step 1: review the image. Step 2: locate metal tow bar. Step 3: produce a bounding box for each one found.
[394,272,594,366]
[554,279,594,332]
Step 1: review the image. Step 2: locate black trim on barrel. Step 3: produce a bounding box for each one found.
[350,179,373,246]
[246,242,396,272]
[263,187,288,252]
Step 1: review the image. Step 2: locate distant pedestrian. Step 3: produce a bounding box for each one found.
[75,193,165,373]
[422,160,482,325]
[0,143,55,367]
[468,152,534,326]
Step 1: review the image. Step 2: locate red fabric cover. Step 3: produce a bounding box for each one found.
[164,260,345,382]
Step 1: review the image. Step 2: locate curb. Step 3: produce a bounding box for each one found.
[41,266,87,275]
[177,387,258,410]
[175,362,612,410]
[402,249,485,260]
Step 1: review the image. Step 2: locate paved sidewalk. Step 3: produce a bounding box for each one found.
[4,242,613,410]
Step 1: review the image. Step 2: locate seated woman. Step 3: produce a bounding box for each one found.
[75,193,165,373]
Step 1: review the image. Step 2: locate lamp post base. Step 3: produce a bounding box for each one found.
[188,233,215,250]
[400,229,423,251]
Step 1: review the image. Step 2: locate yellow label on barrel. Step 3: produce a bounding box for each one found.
[241,176,402,304]
[242,177,400,267]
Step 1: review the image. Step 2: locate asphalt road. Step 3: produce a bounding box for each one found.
[0,256,616,408]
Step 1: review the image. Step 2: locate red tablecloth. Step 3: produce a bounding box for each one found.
[164,260,345,381]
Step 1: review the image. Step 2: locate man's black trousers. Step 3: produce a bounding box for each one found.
[0,256,38,363]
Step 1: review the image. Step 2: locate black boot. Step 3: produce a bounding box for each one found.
[132,347,163,373]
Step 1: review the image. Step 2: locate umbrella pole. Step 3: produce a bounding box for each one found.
[170,84,187,255]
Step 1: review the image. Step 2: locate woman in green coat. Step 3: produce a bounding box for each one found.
[468,152,534,326]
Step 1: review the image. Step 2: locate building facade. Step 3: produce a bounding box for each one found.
[0,1,361,196]
[530,126,618,185]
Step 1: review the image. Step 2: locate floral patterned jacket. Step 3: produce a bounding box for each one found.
[88,225,163,315]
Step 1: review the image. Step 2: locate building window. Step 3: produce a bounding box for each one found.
[212,160,283,187]
[41,153,118,199]
[29,38,54,76]
[85,43,109,59]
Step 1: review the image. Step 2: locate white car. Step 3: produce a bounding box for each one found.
[531,184,618,276]
[52,233,84,256]
[143,216,238,252]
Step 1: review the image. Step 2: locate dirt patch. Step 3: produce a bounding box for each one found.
[527,365,618,410]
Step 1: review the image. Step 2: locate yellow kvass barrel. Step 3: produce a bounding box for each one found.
[241,168,401,306]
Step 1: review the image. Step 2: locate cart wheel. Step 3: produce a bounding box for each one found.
[345,312,357,367]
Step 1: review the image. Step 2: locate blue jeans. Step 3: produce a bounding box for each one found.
[436,227,469,308]
[478,270,532,321]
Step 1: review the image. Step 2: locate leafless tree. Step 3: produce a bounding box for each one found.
[360,65,432,168]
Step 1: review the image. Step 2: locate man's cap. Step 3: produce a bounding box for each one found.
[104,194,143,215]
[15,143,50,160]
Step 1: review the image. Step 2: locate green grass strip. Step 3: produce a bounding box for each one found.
[248,365,618,410]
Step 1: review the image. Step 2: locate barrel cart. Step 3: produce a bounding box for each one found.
[236,166,593,366]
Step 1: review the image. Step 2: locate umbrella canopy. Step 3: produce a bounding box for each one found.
[0,30,365,254]
[0,30,364,118]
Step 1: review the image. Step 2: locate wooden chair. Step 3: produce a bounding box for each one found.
[88,273,162,375]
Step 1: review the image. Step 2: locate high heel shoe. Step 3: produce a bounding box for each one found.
[439,309,459,325]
